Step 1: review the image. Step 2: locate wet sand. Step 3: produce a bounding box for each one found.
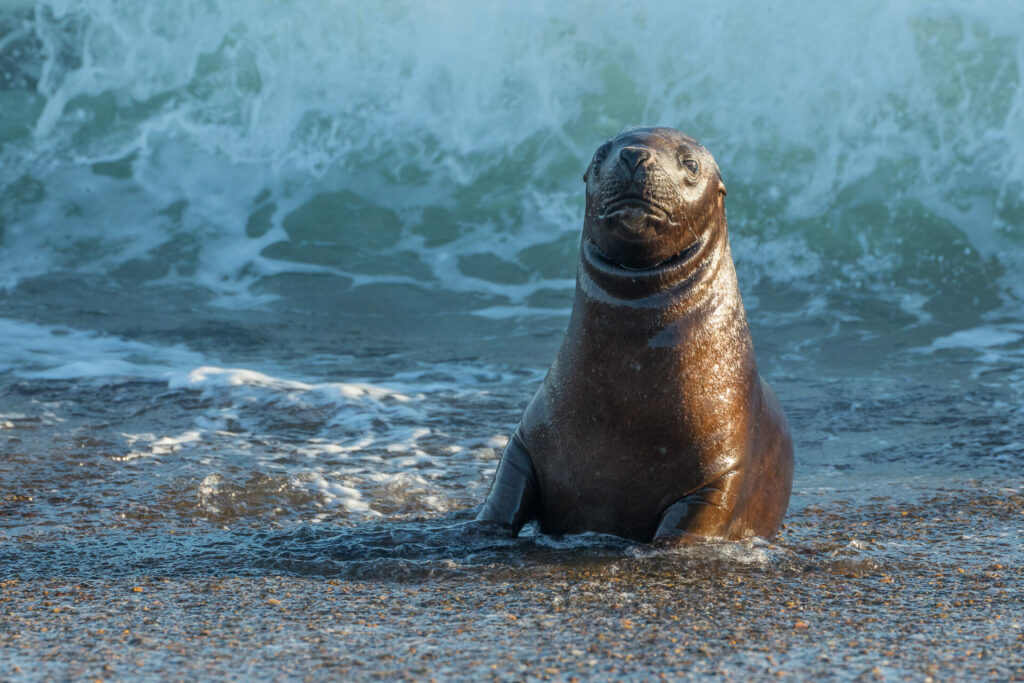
[3,488,1020,682]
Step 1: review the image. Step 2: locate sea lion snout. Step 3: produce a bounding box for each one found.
[618,146,652,174]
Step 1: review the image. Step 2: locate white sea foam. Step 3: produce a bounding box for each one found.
[0,318,210,379]
[299,473,375,514]
[920,325,1024,353]
[133,357,515,519]
[168,366,414,404]
[0,315,516,518]
[471,305,572,320]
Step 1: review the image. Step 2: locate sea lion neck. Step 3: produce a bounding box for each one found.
[578,210,728,304]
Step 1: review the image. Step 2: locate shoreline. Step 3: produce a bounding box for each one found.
[3,489,1020,681]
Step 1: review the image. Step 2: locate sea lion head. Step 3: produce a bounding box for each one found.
[582,127,727,277]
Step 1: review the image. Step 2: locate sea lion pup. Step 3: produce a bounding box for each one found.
[478,127,793,543]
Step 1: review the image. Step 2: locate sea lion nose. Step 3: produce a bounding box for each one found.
[619,146,650,173]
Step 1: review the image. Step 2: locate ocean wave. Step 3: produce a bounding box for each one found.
[0,0,1021,312]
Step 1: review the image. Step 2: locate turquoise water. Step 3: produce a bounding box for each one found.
[0,2,1022,679]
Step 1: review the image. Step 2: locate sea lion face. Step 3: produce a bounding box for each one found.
[583,127,726,270]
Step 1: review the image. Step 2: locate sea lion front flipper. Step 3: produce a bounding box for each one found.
[475,430,539,535]
[652,469,740,542]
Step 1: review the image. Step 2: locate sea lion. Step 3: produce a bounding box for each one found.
[478,127,793,543]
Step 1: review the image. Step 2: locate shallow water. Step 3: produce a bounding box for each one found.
[2,1,1023,680]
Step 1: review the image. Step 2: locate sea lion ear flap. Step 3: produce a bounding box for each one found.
[717,179,727,197]
[583,167,590,183]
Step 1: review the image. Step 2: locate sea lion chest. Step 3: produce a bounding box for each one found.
[521,292,757,540]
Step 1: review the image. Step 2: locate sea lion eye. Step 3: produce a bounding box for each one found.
[586,142,613,182]
[681,157,699,175]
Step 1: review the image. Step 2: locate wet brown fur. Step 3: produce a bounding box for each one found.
[480,127,794,542]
